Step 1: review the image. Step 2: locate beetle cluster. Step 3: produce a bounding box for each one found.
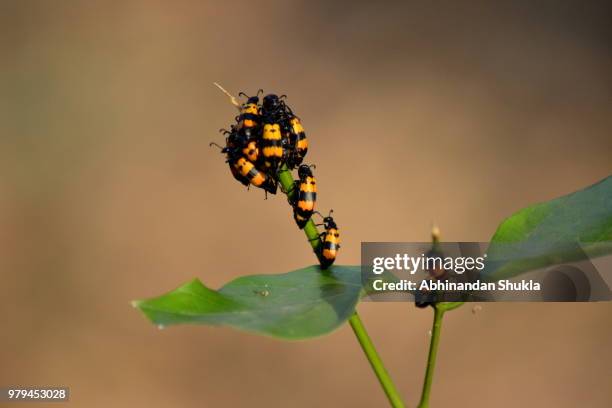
[212,90,308,195]
[212,89,340,268]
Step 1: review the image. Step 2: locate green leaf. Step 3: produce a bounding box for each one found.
[133,265,362,340]
[483,176,612,280]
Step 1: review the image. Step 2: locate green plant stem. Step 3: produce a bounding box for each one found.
[418,306,446,408]
[277,164,324,262]
[277,164,404,407]
[349,313,405,408]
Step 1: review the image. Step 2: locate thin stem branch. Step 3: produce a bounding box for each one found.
[418,306,445,408]
[277,164,323,262]
[213,82,241,110]
[278,164,404,407]
[418,226,464,407]
[349,313,406,408]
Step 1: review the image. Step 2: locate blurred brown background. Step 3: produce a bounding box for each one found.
[1,1,611,407]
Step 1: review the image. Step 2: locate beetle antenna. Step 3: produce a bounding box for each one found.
[209,142,224,150]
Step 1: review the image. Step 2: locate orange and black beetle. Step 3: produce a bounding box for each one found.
[291,164,317,229]
[317,210,340,268]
